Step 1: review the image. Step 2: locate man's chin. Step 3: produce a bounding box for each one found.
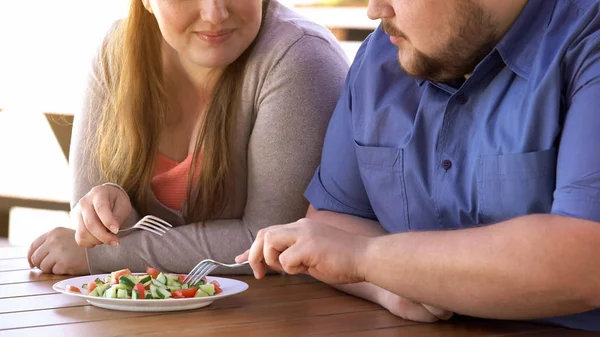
[397,57,457,83]
[397,57,426,80]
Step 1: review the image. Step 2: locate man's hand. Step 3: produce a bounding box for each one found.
[27,227,90,275]
[377,286,454,322]
[237,218,370,284]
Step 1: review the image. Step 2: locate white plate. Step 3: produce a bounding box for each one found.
[53,274,248,312]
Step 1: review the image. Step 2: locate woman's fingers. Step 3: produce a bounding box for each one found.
[30,242,50,271]
[27,232,48,268]
[80,200,119,247]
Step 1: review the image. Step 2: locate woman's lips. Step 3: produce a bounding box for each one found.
[195,29,234,44]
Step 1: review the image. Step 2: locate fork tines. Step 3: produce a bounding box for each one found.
[183,261,217,285]
[137,215,173,236]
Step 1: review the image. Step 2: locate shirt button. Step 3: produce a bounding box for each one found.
[456,94,469,105]
[441,160,453,170]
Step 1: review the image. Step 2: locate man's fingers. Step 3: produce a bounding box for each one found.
[423,304,454,320]
[235,250,250,263]
[248,230,268,279]
[81,206,119,246]
[248,224,302,279]
[278,244,309,276]
[263,227,299,272]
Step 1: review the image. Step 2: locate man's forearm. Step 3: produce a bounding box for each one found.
[306,205,388,302]
[361,214,600,319]
[306,205,387,237]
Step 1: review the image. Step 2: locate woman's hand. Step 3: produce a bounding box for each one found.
[72,184,132,248]
[27,227,89,275]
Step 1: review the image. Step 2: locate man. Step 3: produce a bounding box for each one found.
[236,0,600,331]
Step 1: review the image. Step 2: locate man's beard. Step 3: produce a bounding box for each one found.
[383,2,498,83]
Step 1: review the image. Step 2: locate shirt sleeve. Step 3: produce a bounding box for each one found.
[304,39,377,220]
[551,42,600,221]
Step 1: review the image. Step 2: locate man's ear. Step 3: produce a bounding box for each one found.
[141,0,154,14]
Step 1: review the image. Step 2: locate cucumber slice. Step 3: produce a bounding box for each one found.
[117,289,128,299]
[157,287,171,299]
[105,287,117,298]
[151,278,167,288]
[81,283,88,289]
[96,284,109,297]
[165,274,178,286]
[112,283,131,290]
[194,289,209,297]
[145,293,153,300]
[190,279,206,288]
[156,272,167,285]
[139,275,151,284]
[199,284,215,296]
[94,278,104,285]
[88,288,100,297]
[150,284,160,299]
[119,276,136,288]
[168,280,182,291]
[127,274,139,284]
[181,284,189,289]
[132,290,139,300]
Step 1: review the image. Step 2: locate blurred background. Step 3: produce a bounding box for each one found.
[0,0,376,247]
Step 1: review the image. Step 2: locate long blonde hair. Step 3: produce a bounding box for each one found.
[95,1,269,222]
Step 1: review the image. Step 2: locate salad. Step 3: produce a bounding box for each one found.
[65,267,223,300]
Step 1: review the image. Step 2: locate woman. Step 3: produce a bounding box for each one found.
[27,0,348,275]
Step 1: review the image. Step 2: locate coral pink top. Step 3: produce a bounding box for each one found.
[151,153,201,211]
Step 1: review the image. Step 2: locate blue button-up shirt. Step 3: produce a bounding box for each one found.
[305,0,600,331]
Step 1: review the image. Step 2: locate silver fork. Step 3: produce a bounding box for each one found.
[118,215,173,236]
[183,259,249,285]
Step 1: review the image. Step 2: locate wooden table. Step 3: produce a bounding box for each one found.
[0,247,595,336]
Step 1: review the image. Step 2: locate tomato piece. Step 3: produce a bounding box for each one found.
[112,269,132,283]
[171,290,184,298]
[66,285,81,293]
[178,275,186,283]
[210,280,222,294]
[135,283,145,299]
[146,267,160,279]
[87,281,98,292]
[180,287,198,298]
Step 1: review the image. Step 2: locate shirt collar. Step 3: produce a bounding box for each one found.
[495,0,556,80]
[416,0,556,86]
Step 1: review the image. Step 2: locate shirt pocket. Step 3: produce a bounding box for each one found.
[354,141,410,231]
[477,148,557,224]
